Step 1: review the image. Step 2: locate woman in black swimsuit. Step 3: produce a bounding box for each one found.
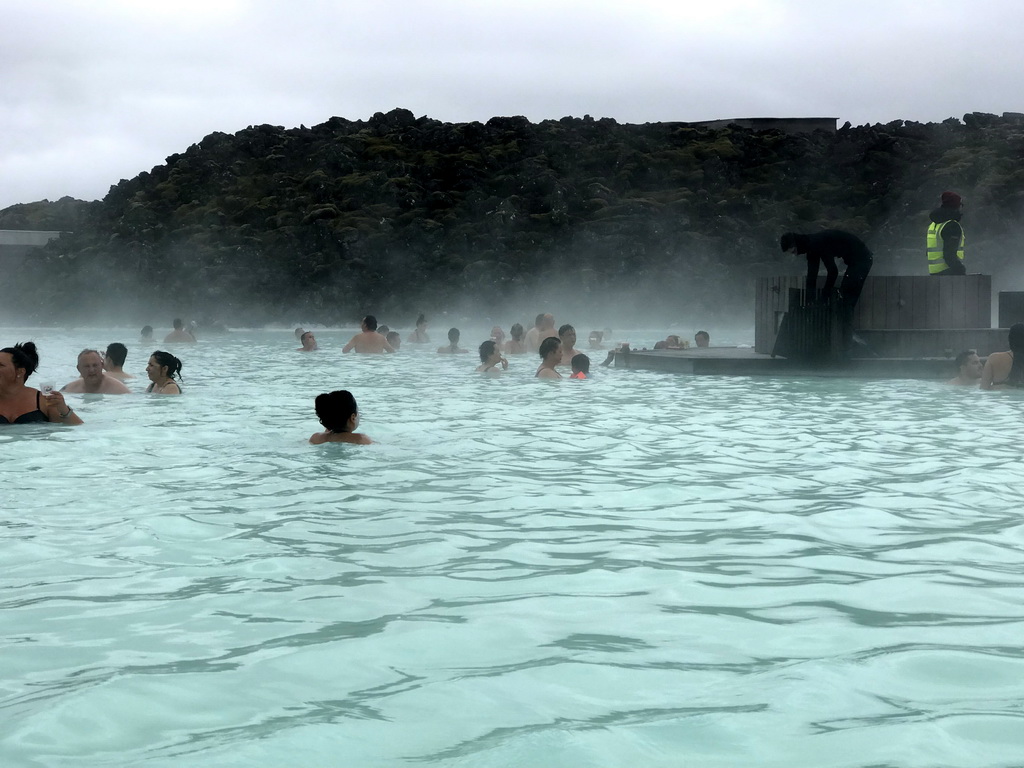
[0,342,83,425]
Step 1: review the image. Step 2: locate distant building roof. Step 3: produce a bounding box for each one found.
[0,229,63,247]
[687,117,837,134]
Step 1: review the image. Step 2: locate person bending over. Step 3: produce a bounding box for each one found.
[781,230,873,310]
[310,389,372,445]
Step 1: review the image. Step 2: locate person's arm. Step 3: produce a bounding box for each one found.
[342,336,356,353]
[942,221,966,274]
[42,391,84,425]
[980,354,997,390]
[383,341,396,353]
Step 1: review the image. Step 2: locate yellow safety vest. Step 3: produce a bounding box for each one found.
[926,220,965,274]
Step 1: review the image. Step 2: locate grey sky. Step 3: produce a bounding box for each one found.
[1,0,1020,210]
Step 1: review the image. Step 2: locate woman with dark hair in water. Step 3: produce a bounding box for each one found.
[981,323,1024,390]
[310,390,372,444]
[476,340,508,373]
[0,342,82,424]
[407,314,430,344]
[146,350,183,394]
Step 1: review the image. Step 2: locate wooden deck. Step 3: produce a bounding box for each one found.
[614,347,955,380]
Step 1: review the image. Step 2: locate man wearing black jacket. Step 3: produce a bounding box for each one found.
[780,229,873,310]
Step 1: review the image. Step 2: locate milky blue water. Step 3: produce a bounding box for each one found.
[3,327,1024,768]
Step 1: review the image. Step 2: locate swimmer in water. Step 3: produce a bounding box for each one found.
[145,350,183,394]
[980,323,1024,390]
[947,349,982,386]
[569,353,590,379]
[476,340,508,373]
[310,389,372,445]
[505,323,527,354]
[535,337,563,379]
[297,331,318,352]
[437,328,468,354]
[407,314,430,344]
[343,316,395,354]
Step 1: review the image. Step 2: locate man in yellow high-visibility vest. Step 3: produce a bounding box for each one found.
[927,191,966,275]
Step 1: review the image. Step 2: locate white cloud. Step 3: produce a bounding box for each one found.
[1,0,1022,209]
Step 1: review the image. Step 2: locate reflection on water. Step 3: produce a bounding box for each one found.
[3,328,1024,767]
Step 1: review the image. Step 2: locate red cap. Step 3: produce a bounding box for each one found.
[941,191,962,208]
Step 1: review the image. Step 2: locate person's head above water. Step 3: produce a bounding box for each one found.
[315,390,359,433]
[448,328,460,344]
[1009,323,1024,354]
[539,336,561,361]
[105,342,128,368]
[479,339,497,362]
[559,324,576,348]
[510,323,524,341]
[172,318,184,330]
[695,331,710,348]
[140,325,153,339]
[362,315,378,332]
[386,331,401,349]
[1,341,40,381]
[148,350,183,381]
[954,349,982,379]
[571,353,590,375]
[415,314,427,328]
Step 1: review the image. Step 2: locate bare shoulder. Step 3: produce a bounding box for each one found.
[62,379,84,393]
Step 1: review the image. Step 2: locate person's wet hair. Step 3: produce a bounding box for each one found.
[539,336,561,359]
[151,350,183,380]
[377,324,390,335]
[448,327,460,343]
[510,323,524,341]
[416,313,427,327]
[1008,324,1024,386]
[571,353,590,374]
[141,325,153,338]
[479,339,497,362]
[534,313,545,327]
[315,390,358,433]
[363,315,378,331]
[955,349,978,368]
[173,318,184,330]
[105,342,128,367]
[1009,323,1024,353]
[1,341,40,380]
[559,324,574,338]
[300,331,315,345]
[78,348,102,362]
[386,331,401,348]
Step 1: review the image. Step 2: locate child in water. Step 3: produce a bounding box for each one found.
[309,390,372,445]
[570,353,590,379]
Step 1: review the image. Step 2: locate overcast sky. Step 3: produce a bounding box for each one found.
[1,0,1020,211]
